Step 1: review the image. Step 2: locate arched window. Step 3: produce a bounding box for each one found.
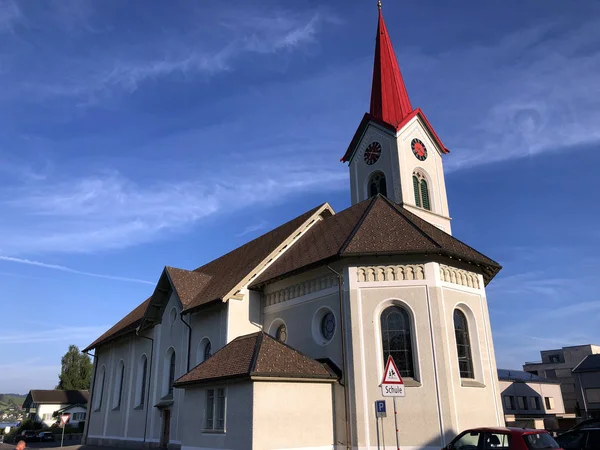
[197,338,212,364]
[164,348,176,398]
[94,366,106,411]
[113,360,125,409]
[412,171,430,210]
[454,309,474,379]
[135,355,148,408]
[369,172,387,197]
[380,306,414,378]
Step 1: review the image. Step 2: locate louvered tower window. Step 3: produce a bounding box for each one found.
[369,172,387,197]
[412,171,431,211]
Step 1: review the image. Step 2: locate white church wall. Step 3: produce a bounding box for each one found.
[180,381,253,450]
[226,291,261,343]
[252,381,335,450]
[396,115,451,231]
[189,303,226,368]
[262,266,343,368]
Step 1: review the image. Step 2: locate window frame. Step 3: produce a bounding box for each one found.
[453,309,475,379]
[380,305,416,379]
[412,171,431,211]
[204,387,226,433]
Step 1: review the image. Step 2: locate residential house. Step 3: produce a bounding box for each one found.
[523,345,600,414]
[23,390,89,428]
[82,5,506,450]
[498,369,565,430]
[573,354,600,419]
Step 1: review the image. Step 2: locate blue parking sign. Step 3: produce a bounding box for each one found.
[375,400,386,417]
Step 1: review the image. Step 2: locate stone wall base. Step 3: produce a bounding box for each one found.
[84,436,181,450]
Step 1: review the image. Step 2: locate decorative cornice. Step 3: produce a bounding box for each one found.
[264,275,337,307]
[440,264,480,289]
[356,265,425,282]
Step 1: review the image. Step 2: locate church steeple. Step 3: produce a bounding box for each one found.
[369,3,413,128]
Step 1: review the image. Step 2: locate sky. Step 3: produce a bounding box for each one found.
[1,0,599,393]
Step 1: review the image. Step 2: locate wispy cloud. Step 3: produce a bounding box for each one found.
[405,20,600,172]
[0,158,346,254]
[0,0,21,33]
[15,6,338,102]
[0,255,154,284]
[235,221,268,237]
[0,325,108,344]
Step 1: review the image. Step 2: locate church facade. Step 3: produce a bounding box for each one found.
[83,5,504,450]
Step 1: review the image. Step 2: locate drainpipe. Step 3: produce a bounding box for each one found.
[82,350,97,444]
[136,326,154,445]
[180,312,193,372]
[327,265,351,450]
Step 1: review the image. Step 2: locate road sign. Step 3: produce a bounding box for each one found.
[380,355,405,397]
[375,400,387,418]
[60,414,69,425]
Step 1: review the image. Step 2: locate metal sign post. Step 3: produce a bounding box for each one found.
[380,356,404,450]
[375,401,387,450]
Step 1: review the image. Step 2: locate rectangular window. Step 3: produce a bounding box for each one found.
[533,397,541,410]
[545,397,554,410]
[545,369,557,379]
[585,388,600,403]
[72,412,86,421]
[503,396,515,410]
[204,388,226,432]
[518,396,529,410]
[42,413,52,421]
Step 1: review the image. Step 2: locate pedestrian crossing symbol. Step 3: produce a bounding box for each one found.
[380,355,405,397]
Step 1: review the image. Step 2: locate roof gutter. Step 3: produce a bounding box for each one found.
[135,326,154,445]
[82,350,96,445]
[326,264,351,450]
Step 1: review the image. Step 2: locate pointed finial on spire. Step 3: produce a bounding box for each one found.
[377,0,382,9]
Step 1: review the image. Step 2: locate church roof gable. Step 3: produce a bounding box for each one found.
[253,195,500,286]
[173,331,336,387]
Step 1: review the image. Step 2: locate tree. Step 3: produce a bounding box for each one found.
[56,345,93,390]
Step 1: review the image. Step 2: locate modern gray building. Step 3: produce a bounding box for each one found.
[573,354,600,419]
[523,345,600,414]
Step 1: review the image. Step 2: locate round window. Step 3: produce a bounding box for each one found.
[320,312,336,341]
[276,324,287,343]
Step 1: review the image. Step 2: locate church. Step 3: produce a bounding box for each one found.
[83,4,505,450]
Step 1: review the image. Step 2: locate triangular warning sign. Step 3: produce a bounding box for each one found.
[381,355,404,385]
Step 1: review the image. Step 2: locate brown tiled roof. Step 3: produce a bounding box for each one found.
[174,332,337,387]
[84,204,326,350]
[83,298,150,352]
[182,204,325,312]
[25,390,89,406]
[253,195,501,286]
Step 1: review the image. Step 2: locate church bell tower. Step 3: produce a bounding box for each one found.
[341,2,453,234]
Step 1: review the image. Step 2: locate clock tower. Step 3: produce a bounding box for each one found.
[341,3,453,234]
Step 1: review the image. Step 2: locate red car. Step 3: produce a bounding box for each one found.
[443,427,563,450]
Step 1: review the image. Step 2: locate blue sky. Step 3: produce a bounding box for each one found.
[1,0,599,393]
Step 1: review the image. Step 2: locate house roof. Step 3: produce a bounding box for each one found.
[573,354,600,373]
[84,204,327,351]
[497,369,560,384]
[174,331,337,387]
[25,390,89,406]
[252,195,501,287]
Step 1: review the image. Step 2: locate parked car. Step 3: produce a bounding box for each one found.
[443,427,563,450]
[567,419,600,432]
[37,431,55,442]
[19,430,38,442]
[555,427,600,450]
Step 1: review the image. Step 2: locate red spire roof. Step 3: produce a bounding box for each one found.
[369,6,413,128]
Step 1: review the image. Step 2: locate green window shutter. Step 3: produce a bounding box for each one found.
[421,179,430,210]
[413,176,421,207]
